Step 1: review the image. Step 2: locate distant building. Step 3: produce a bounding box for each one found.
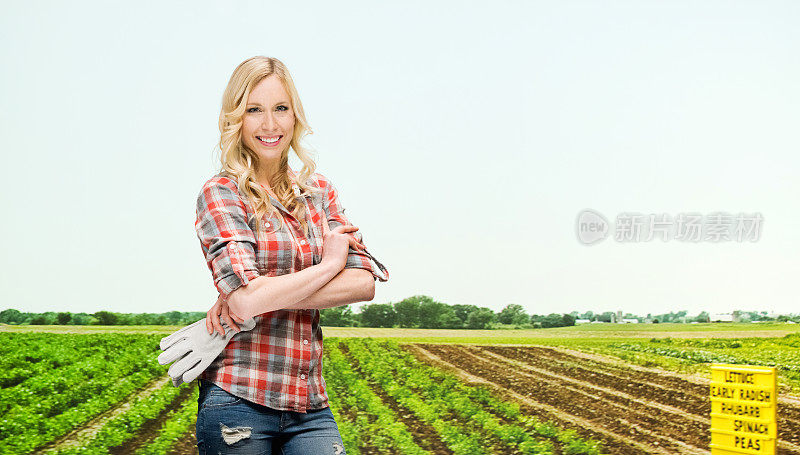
[621,318,640,324]
[575,319,592,324]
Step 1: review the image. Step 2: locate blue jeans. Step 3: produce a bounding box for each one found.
[196,379,347,455]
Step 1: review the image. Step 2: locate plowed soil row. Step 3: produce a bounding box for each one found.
[410,344,800,455]
[354,342,564,455]
[481,345,800,449]
[406,344,663,454]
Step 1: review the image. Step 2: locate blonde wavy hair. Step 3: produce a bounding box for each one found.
[217,56,323,236]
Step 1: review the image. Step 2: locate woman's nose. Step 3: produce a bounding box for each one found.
[261,112,277,130]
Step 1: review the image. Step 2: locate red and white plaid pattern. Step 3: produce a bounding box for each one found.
[194,168,388,412]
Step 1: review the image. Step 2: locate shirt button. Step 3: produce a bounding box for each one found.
[303,339,309,345]
[300,374,306,379]
[300,239,307,245]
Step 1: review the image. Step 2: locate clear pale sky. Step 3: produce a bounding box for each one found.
[1,1,798,317]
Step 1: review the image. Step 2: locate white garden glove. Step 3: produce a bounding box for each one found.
[157,316,257,387]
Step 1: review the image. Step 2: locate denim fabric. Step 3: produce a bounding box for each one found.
[196,379,346,455]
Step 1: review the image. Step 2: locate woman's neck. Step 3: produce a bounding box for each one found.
[255,161,280,191]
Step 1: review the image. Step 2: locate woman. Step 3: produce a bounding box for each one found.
[193,56,389,454]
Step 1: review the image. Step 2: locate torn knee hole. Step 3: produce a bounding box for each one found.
[333,441,345,454]
[220,423,252,445]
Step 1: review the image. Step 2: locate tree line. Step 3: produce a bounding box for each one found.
[0,309,207,326]
[3,297,795,328]
[0,296,577,329]
[326,297,577,329]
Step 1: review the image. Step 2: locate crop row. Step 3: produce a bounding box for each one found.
[338,338,602,454]
[1,331,609,454]
[361,340,602,455]
[133,387,199,455]
[0,335,161,413]
[610,334,800,383]
[323,340,429,454]
[44,378,193,454]
[1,332,209,455]
[0,334,152,388]
[0,334,165,454]
[343,339,489,453]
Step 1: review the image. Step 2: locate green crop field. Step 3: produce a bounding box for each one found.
[2,323,799,454]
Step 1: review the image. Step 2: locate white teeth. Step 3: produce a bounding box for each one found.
[258,136,279,143]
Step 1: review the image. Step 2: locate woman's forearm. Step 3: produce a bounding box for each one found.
[227,262,340,319]
[287,268,375,310]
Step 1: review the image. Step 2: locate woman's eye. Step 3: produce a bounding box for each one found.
[246,106,287,113]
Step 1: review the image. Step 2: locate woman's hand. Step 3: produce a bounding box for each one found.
[206,294,247,336]
[320,217,365,272]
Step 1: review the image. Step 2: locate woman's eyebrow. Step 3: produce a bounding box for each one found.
[246,101,290,106]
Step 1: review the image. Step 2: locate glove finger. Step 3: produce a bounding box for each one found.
[169,353,201,381]
[157,340,190,365]
[172,375,183,387]
[182,356,214,385]
[160,319,205,350]
[159,333,181,351]
[160,328,192,351]
[169,319,205,342]
[160,324,193,349]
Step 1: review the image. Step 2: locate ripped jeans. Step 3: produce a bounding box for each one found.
[196,379,347,455]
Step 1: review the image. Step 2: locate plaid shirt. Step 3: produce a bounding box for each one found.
[195,167,388,412]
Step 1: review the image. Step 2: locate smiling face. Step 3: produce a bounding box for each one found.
[241,75,295,182]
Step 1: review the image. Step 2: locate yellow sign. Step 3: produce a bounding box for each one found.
[710,364,777,455]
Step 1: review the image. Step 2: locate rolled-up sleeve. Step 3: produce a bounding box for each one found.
[195,179,260,300]
[322,177,389,282]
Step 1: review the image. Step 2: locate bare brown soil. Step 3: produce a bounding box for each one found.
[485,345,800,449]
[406,343,800,455]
